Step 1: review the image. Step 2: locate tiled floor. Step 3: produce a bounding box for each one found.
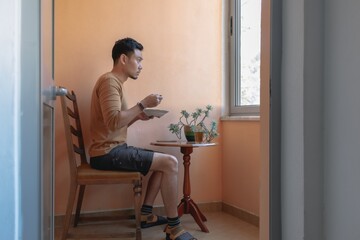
[55,211,259,240]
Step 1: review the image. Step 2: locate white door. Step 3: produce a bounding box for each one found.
[1,0,64,238]
[41,0,67,238]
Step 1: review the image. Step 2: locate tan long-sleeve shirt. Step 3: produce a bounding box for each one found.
[89,72,128,157]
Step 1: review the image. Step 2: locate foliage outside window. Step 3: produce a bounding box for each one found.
[230,0,261,116]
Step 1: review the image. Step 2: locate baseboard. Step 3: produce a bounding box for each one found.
[55,201,259,228]
[221,202,259,227]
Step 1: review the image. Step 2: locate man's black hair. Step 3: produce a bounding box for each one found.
[112,38,144,64]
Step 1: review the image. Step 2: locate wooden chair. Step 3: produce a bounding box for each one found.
[60,90,142,240]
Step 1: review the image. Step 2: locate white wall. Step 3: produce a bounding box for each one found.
[1,0,42,239]
[323,0,360,239]
[0,1,20,239]
[280,0,360,239]
[281,0,306,238]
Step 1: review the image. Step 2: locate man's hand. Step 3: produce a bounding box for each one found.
[140,94,163,108]
[137,112,154,121]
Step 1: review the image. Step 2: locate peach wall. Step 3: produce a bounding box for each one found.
[54,0,223,215]
[221,120,261,216]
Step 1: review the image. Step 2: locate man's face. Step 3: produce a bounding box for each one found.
[125,49,143,80]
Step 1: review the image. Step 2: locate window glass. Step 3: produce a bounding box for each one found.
[230,0,261,115]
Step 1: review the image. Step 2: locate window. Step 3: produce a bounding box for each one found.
[229,0,261,116]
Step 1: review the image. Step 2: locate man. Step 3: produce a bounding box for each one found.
[89,38,197,240]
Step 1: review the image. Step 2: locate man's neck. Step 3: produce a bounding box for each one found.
[111,69,127,83]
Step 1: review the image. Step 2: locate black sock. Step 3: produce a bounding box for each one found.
[167,216,180,228]
[141,204,153,215]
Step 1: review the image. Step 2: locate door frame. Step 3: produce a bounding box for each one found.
[0,0,282,238]
[19,0,42,239]
[269,0,282,238]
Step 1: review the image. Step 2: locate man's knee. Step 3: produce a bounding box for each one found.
[165,155,178,173]
[159,154,178,174]
[152,153,179,173]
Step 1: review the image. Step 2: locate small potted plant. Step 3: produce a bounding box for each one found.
[168,105,219,142]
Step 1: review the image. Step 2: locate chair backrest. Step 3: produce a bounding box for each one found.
[60,90,88,180]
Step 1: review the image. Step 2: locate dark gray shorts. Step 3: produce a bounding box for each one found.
[90,143,154,176]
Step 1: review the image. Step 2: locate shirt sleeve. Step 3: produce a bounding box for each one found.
[97,77,124,131]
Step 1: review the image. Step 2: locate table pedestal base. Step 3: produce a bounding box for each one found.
[178,146,209,233]
[178,197,209,233]
[150,142,216,233]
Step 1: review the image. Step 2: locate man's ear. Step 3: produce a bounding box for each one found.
[119,54,127,65]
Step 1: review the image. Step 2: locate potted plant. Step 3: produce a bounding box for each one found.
[168,105,219,142]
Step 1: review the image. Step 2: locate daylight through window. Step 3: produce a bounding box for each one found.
[230,0,261,116]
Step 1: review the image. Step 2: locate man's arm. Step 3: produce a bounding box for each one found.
[98,80,162,130]
[127,111,154,127]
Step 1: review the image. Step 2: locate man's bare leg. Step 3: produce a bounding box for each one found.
[149,152,179,218]
[147,152,197,239]
[143,171,163,206]
[140,171,166,227]
[140,153,178,228]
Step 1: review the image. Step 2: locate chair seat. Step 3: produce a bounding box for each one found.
[77,164,141,185]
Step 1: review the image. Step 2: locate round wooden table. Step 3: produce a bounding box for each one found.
[150,141,216,233]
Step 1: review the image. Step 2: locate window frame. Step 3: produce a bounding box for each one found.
[229,0,261,116]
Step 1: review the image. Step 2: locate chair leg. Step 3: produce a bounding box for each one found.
[62,183,78,240]
[133,179,142,240]
[73,185,86,227]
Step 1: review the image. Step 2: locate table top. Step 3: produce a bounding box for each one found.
[151,141,216,148]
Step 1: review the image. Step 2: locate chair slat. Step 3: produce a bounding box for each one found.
[73,144,85,155]
[66,93,76,101]
[67,107,77,119]
[70,125,81,137]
